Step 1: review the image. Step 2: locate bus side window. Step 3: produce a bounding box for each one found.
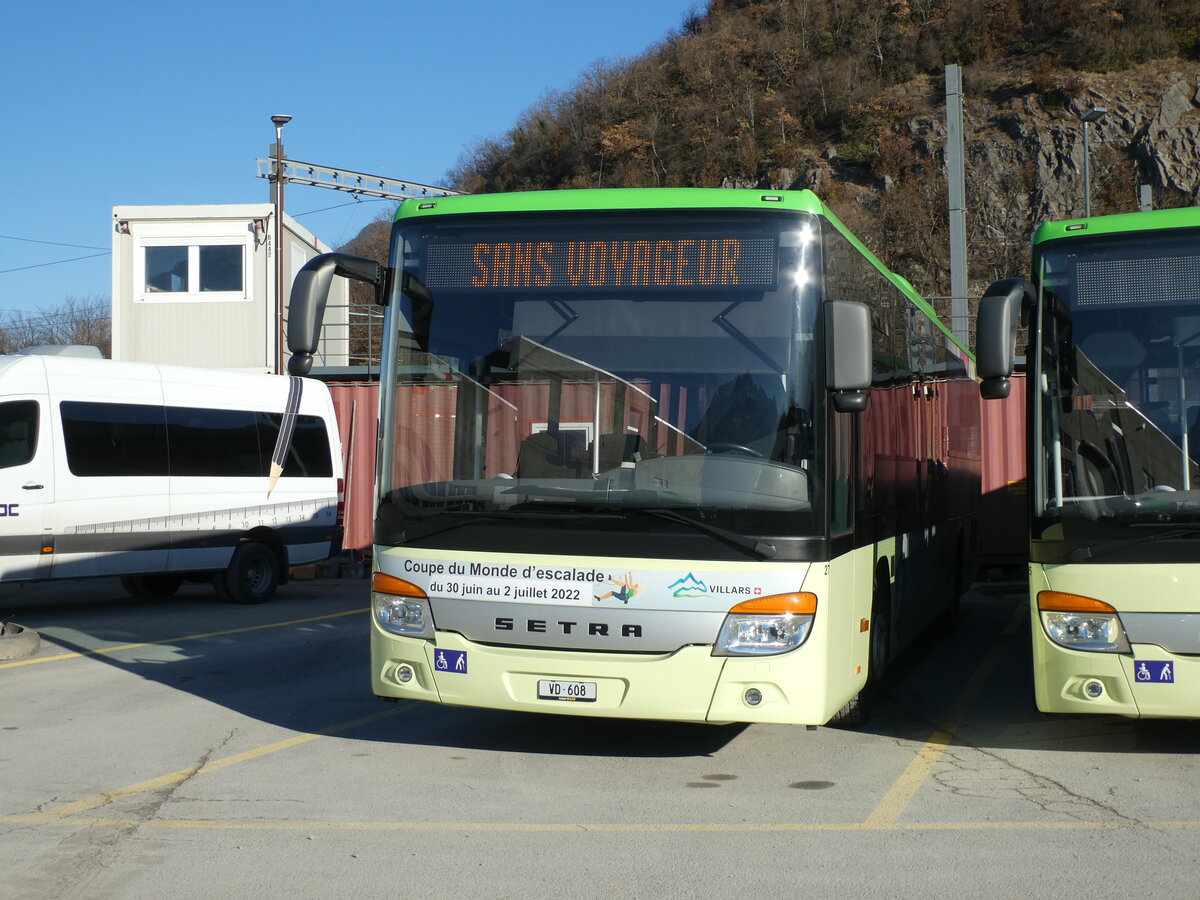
[0,400,38,469]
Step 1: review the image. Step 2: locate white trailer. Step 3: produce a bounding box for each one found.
[0,354,343,602]
[110,204,350,373]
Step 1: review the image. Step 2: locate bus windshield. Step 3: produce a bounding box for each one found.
[380,208,824,538]
[1034,226,1200,530]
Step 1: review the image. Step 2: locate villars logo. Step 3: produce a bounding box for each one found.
[668,573,708,598]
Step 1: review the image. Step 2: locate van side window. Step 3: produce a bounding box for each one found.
[59,402,333,479]
[258,413,334,478]
[166,407,261,476]
[0,400,39,469]
[61,402,169,476]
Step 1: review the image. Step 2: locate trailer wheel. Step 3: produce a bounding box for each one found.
[120,574,183,599]
[0,622,40,660]
[217,542,281,604]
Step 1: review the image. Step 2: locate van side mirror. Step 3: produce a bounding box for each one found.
[287,253,385,376]
[977,277,1033,400]
[825,300,872,413]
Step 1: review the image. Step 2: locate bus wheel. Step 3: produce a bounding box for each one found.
[830,578,890,729]
[120,574,183,599]
[867,598,891,690]
[936,546,966,638]
[829,693,866,728]
[217,542,281,604]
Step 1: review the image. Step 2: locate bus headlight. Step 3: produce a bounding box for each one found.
[1037,591,1130,653]
[372,572,434,638]
[713,593,817,657]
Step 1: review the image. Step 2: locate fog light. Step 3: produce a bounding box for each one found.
[744,688,763,707]
[1083,679,1104,700]
[395,664,415,684]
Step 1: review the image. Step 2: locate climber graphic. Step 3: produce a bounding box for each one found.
[596,572,640,604]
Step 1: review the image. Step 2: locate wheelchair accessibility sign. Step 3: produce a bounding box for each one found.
[434,648,468,674]
[1135,660,1174,684]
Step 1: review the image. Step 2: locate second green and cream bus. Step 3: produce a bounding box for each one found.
[289,188,980,726]
[978,205,1200,719]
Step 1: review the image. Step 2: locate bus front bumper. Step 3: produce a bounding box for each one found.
[1032,629,1200,719]
[371,629,847,726]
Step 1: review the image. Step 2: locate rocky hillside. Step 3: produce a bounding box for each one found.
[737,58,1200,298]
[340,1,1200,321]
[347,1,1200,316]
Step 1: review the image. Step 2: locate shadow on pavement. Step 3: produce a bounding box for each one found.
[7,573,1194,757]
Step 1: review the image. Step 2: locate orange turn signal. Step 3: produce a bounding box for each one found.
[1036,590,1117,614]
[728,592,817,616]
[372,572,428,598]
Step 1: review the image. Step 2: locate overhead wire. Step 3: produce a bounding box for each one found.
[0,234,110,251]
[0,252,111,276]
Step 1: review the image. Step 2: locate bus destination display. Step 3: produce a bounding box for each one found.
[425,236,778,291]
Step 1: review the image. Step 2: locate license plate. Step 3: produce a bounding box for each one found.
[537,679,597,702]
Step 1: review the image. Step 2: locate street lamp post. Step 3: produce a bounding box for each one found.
[1081,107,1107,219]
[270,114,292,375]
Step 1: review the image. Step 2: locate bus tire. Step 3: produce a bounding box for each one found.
[867,594,891,691]
[120,574,183,599]
[830,571,891,729]
[829,693,867,728]
[936,539,967,638]
[0,622,40,660]
[219,542,281,604]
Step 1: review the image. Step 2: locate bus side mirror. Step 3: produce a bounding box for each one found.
[976,277,1033,400]
[825,300,872,413]
[287,252,385,376]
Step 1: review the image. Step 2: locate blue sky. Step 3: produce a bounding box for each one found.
[0,0,700,317]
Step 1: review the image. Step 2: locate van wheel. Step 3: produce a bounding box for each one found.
[120,574,183,599]
[217,542,281,604]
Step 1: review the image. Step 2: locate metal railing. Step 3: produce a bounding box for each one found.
[283,301,386,379]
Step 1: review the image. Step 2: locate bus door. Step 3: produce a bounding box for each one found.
[0,397,54,581]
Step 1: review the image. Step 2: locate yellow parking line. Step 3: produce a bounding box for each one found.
[865,601,1027,828]
[4,707,409,825]
[0,608,368,669]
[8,816,1200,834]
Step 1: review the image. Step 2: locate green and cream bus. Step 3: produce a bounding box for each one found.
[978,205,1200,718]
[289,188,979,726]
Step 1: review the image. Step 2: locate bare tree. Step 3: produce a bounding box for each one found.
[0,293,111,357]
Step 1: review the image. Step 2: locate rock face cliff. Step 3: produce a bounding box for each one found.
[724,59,1200,298]
[969,60,1200,236]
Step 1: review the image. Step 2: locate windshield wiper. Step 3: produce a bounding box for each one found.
[1068,524,1200,562]
[501,483,690,505]
[389,485,776,558]
[497,487,777,558]
[400,508,619,544]
[630,508,777,560]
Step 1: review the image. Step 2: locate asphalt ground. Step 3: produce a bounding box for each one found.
[2,574,1198,899]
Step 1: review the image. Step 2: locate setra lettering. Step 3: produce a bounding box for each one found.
[492,618,643,639]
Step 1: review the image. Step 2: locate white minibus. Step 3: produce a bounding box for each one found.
[0,353,343,603]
